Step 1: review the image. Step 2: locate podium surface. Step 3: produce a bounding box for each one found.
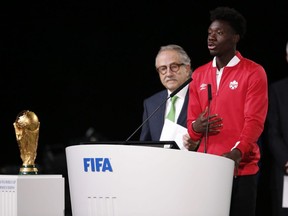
[66,144,234,216]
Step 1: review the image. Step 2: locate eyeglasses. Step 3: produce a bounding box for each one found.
[156,63,185,75]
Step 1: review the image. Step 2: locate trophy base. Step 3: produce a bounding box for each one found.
[19,164,38,175]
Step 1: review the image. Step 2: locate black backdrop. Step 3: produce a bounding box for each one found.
[1,1,287,167]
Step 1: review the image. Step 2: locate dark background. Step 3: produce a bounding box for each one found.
[1,1,287,215]
[1,1,287,167]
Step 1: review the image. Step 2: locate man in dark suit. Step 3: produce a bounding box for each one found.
[265,40,288,216]
[140,44,199,151]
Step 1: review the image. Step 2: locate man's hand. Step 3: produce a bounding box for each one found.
[192,106,223,135]
[183,134,200,151]
[222,148,242,177]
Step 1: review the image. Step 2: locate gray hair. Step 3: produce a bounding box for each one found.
[156,44,191,66]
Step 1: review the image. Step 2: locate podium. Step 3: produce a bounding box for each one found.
[0,175,65,216]
[66,144,234,216]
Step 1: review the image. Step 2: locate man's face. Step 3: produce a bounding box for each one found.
[207,20,238,57]
[156,50,190,92]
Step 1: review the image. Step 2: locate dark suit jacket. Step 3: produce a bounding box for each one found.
[259,77,288,216]
[139,89,189,141]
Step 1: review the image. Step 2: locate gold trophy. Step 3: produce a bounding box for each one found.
[13,110,40,175]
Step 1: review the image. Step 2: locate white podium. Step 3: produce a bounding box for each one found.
[66,144,234,216]
[0,175,65,216]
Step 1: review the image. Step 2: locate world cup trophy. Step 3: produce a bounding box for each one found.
[13,110,40,175]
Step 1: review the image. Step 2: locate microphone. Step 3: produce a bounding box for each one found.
[126,77,193,142]
[204,84,212,153]
[170,77,193,97]
[208,84,212,101]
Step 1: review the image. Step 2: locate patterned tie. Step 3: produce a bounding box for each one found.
[166,96,178,122]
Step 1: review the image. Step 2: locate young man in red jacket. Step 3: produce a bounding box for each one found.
[186,6,268,216]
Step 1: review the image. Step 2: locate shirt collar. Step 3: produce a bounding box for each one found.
[212,55,240,68]
[168,84,188,100]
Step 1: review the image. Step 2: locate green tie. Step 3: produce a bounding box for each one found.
[166,96,178,122]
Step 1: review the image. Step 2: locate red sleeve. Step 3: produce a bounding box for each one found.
[236,65,268,155]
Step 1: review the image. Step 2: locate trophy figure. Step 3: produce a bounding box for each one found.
[13,110,40,175]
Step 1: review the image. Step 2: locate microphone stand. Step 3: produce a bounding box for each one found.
[204,84,212,153]
[125,96,169,142]
[126,77,192,142]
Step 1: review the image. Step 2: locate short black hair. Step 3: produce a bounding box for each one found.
[210,6,247,39]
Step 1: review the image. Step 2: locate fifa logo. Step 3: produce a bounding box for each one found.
[83,158,113,172]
